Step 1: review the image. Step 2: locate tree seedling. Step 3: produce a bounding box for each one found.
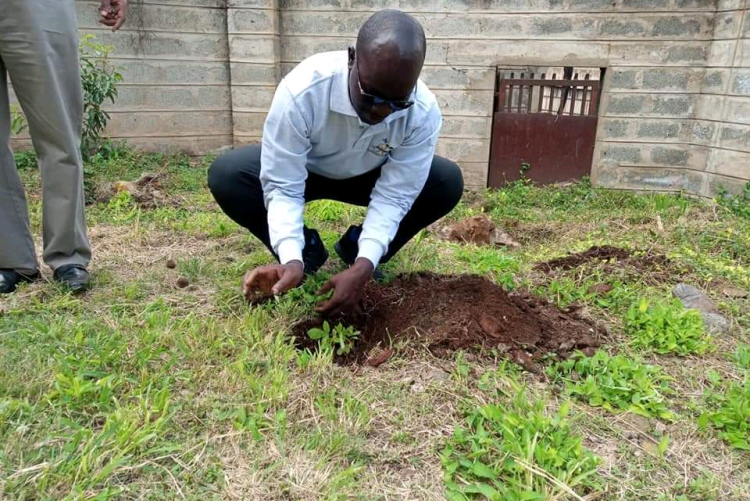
[307,321,360,356]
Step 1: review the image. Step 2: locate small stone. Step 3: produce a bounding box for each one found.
[702,312,730,334]
[176,277,190,288]
[581,347,597,357]
[641,440,659,456]
[625,414,653,434]
[587,283,614,295]
[673,283,719,314]
[724,287,748,299]
[166,259,177,269]
[673,283,730,334]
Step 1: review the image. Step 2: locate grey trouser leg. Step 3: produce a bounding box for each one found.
[0,0,91,271]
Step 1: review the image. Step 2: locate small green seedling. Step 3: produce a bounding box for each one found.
[307,321,360,356]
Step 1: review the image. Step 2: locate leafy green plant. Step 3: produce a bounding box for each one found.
[79,34,123,160]
[10,103,27,135]
[549,351,675,420]
[307,321,360,356]
[717,182,750,220]
[699,376,749,451]
[442,385,600,501]
[733,344,750,370]
[626,298,713,356]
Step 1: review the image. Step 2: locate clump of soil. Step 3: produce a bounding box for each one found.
[535,245,670,273]
[94,172,181,209]
[436,214,520,247]
[292,272,603,369]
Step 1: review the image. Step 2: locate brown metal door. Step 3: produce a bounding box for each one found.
[488,71,602,187]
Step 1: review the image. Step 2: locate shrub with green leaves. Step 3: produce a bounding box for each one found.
[626,298,714,356]
[442,387,600,501]
[549,351,675,420]
[307,321,360,356]
[717,182,750,220]
[699,377,750,451]
[79,34,122,160]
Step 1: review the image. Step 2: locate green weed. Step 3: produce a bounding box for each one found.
[442,384,600,501]
[626,298,714,356]
[717,182,750,220]
[549,351,675,420]
[699,376,750,451]
[307,321,360,356]
[733,344,750,371]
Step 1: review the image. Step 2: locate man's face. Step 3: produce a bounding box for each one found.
[348,46,419,125]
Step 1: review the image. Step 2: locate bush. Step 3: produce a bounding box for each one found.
[79,34,122,160]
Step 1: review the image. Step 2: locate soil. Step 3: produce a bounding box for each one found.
[292,272,603,369]
[442,214,520,247]
[535,245,670,273]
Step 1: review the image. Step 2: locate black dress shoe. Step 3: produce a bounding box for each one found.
[302,227,329,275]
[0,269,40,294]
[334,225,385,281]
[53,264,90,293]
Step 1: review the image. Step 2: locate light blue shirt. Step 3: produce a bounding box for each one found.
[260,50,442,268]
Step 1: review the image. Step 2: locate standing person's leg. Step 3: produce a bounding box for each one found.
[1,0,91,287]
[0,57,39,290]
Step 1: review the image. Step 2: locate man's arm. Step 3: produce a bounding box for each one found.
[358,106,442,267]
[260,86,312,267]
[314,104,442,316]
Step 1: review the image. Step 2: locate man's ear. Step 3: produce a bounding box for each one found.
[347,46,355,69]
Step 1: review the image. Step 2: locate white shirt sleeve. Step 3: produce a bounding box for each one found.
[260,86,311,265]
[357,104,443,267]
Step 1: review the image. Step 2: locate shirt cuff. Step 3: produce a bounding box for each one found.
[277,238,303,266]
[356,238,385,268]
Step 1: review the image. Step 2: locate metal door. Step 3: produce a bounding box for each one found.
[488,69,602,187]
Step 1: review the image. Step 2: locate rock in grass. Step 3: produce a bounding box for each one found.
[166,259,177,269]
[176,277,190,288]
[673,283,729,334]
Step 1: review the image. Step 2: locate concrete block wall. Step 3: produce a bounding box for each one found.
[7,0,750,195]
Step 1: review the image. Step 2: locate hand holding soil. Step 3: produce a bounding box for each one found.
[314,258,373,317]
[243,261,304,300]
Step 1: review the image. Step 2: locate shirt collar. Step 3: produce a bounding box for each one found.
[330,60,359,118]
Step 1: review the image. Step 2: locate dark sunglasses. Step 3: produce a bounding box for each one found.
[355,59,415,111]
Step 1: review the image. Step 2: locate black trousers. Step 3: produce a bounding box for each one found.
[207,144,464,264]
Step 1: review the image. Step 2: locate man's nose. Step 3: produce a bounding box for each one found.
[371,103,392,120]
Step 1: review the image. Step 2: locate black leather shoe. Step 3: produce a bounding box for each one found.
[334,225,385,281]
[302,227,328,275]
[53,264,90,293]
[0,269,40,294]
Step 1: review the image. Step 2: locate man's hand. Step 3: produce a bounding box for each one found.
[315,258,374,316]
[243,261,304,300]
[99,0,127,32]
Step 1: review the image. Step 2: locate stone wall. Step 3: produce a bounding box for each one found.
[9,0,750,195]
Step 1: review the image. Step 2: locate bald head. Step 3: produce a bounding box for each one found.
[356,10,426,65]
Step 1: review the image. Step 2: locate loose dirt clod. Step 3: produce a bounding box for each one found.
[176,277,190,288]
[166,259,177,269]
[442,214,520,247]
[293,272,603,366]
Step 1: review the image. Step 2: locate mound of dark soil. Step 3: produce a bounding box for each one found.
[535,245,670,273]
[293,272,603,369]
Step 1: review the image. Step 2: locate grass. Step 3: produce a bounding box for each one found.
[1,147,749,500]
